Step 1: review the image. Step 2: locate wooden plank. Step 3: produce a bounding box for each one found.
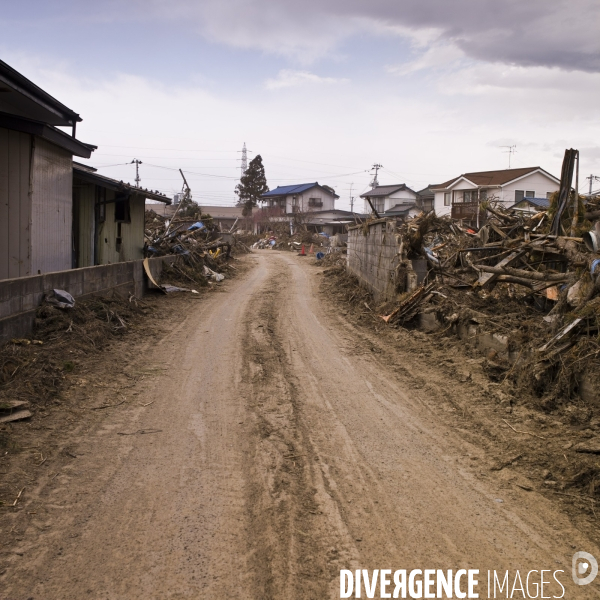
[0,127,9,280]
[0,409,32,424]
[8,130,21,278]
[476,249,525,286]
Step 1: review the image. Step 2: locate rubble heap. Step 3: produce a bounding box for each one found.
[380,191,600,402]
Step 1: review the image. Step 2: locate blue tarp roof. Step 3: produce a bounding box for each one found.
[261,183,319,197]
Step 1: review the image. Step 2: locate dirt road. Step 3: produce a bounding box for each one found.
[2,252,599,599]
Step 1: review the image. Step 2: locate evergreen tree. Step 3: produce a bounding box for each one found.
[235,155,269,217]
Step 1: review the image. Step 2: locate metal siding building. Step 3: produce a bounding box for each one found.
[30,138,73,274]
[0,127,32,279]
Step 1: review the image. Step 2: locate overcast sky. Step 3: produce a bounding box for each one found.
[2,0,600,209]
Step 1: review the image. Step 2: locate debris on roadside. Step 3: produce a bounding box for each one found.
[328,150,600,405]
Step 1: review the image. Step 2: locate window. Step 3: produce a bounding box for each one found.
[480,189,487,200]
[308,197,323,207]
[444,192,451,206]
[114,194,131,223]
[374,198,385,213]
[515,190,525,202]
[463,190,476,202]
[525,190,535,198]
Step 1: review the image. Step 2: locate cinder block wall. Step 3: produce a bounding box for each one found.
[0,256,176,344]
[347,220,401,302]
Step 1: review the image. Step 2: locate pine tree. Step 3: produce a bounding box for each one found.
[235,155,269,217]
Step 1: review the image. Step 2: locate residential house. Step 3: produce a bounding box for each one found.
[74,163,170,267]
[0,59,96,279]
[432,167,560,224]
[360,184,418,215]
[260,183,338,214]
[416,185,438,212]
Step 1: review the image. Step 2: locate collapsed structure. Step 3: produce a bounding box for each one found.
[347,150,600,403]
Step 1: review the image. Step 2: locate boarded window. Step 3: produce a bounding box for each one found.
[515,190,525,202]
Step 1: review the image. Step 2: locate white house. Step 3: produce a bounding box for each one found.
[432,167,560,220]
[260,182,338,214]
[360,184,418,215]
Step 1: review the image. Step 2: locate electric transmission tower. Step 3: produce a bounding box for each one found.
[131,159,142,187]
[238,142,252,179]
[370,163,383,188]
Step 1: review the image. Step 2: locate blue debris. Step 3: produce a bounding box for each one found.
[188,222,205,231]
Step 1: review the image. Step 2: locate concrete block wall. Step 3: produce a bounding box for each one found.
[0,256,176,344]
[347,220,401,302]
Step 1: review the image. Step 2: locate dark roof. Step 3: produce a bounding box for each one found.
[74,163,170,203]
[433,167,559,190]
[509,197,550,210]
[384,203,420,215]
[261,183,338,198]
[0,59,81,127]
[361,184,416,198]
[0,112,95,158]
[416,184,441,197]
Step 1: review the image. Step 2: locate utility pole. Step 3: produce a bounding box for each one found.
[131,159,142,187]
[500,145,516,169]
[348,182,354,212]
[587,174,600,197]
[370,163,383,188]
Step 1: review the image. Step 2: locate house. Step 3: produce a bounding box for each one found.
[416,185,438,212]
[360,184,418,215]
[0,59,96,279]
[73,163,170,266]
[432,167,560,224]
[260,183,338,214]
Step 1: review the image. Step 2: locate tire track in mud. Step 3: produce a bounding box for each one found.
[240,264,342,599]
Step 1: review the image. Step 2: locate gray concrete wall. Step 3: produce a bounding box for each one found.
[0,256,176,344]
[347,220,402,302]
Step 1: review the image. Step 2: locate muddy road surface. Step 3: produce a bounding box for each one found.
[2,252,598,599]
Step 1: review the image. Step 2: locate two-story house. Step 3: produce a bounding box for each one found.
[360,184,419,216]
[260,182,338,214]
[432,167,560,223]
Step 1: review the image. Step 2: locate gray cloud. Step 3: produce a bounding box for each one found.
[137,0,600,72]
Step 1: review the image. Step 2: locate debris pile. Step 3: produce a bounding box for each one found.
[333,150,600,405]
[386,195,600,402]
[144,209,234,287]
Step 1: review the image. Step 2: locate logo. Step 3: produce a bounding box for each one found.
[572,551,598,586]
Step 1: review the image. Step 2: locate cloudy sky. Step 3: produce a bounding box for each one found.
[2,0,600,209]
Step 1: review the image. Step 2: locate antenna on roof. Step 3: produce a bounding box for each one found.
[500,145,517,169]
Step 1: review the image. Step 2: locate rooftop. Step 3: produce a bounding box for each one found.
[261,182,339,198]
[361,184,416,198]
[74,163,170,203]
[0,59,81,127]
[434,167,559,189]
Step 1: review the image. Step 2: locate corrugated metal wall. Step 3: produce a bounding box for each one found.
[30,138,73,274]
[0,127,32,279]
[73,180,95,267]
[96,195,145,264]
